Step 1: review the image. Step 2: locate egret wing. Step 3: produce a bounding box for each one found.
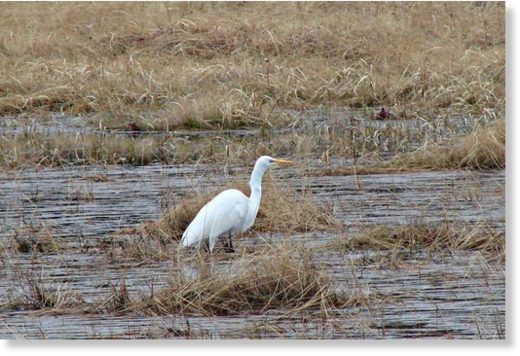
[180,203,212,247]
[181,189,249,250]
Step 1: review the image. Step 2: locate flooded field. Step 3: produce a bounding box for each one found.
[0,109,505,340]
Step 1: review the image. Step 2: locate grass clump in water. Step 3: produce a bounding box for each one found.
[382,118,505,170]
[330,222,504,257]
[11,222,59,254]
[0,131,171,167]
[136,246,342,316]
[3,270,84,313]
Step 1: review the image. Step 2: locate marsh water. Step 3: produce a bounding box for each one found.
[0,109,505,339]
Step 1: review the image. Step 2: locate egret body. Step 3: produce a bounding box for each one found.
[180,156,293,252]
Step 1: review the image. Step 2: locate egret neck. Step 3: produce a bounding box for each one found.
[248,158,269,218]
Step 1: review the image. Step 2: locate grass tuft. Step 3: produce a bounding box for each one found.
[12,222,59,254]
[4,271,84,312]
[329,222,504,257]
[383,119,505,170]
[136,246,342,316]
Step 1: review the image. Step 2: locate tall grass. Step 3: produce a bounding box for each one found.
[0,2,504,127]
[383,118,505,170]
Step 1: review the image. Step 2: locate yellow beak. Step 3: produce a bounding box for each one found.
[272,158,294,165]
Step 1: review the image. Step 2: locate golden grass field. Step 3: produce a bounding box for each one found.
[0,1,505,169]
[0,2,504,125]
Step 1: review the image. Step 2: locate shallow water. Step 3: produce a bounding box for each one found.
[0,248,504,339]
[0,111,506,339]
[0,165,505,242]
[0,108,492,160]
[0,163,505,339]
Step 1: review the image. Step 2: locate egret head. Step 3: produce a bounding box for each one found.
[252,156,293,179]
[257,155,293,169]
[250,156,293,189]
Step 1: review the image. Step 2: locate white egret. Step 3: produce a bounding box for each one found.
[180,156,293,252]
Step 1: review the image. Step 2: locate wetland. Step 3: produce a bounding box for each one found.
[0,2,505,340]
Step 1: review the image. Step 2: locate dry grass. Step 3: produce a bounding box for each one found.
[135,245,343,316]
[99,279,131,313]
[0,125,322,167]
[0,2,504,127]
[11,222,60,254]
[0,128,334,168]
[329,222,504,257]
[0,131,175,167]
[139,175,341,243]
[0,117,505,170]
[383,118,505,170]
[3,270,84,312]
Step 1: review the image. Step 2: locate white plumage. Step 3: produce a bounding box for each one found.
[180,156,293,252]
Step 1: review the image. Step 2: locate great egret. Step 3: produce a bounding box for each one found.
[180,156,293,252]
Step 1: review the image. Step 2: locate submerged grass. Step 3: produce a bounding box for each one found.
[0,113,503,169]
[135,246,343,316]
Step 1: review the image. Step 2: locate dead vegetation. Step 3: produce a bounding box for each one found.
[2,270,84,313]
[382,118,505,170]
[0,2,506,177]
[329,222,504,257]
[11,222,60,254]
[135,246,343,316]
[0,118,505,170]
[100,279,132,314]
[0,2,504,127]
[314,116,505,176]
[0,131,173,167]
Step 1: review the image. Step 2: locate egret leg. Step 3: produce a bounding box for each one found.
[224,232,234,253]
